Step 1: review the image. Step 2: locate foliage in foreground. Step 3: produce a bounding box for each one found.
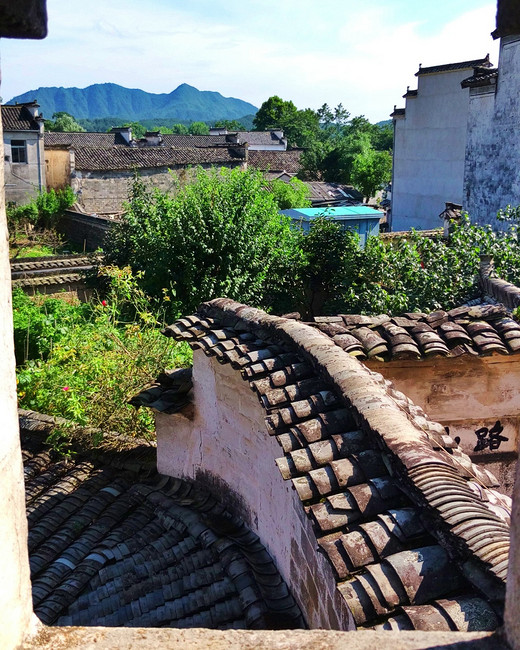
[104,168,304,315]
[104,169,520,319]
[15,267,192,444]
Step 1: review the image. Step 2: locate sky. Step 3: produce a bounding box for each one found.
[0,0,500,123]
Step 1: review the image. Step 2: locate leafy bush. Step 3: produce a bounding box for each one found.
[289,214,520,317]
[104,168,301,316]
[7,186,75,238]
[15,267,191,442]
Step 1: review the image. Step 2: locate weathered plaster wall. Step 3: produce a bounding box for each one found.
[45,147,70,190]
[4,131,45,204]
[155,351,354,631]
[367,355,519,493]
[0,100,34,650]
[392,69,473,231]
[464,36,520,228]
[72,161,245,214]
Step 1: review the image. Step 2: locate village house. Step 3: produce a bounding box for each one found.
[390,55,493,231]
[44,128,303,215]
[392,2,520,232]
[1,101,45,204]
[4,1,520,649]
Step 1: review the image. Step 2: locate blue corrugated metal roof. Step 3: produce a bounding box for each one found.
[281,206,382,221]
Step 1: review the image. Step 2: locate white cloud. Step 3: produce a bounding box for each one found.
[0,1,499,122]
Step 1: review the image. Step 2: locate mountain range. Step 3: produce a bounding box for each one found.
[7,83,258,123]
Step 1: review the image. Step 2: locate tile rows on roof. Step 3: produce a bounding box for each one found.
[21,416,304,630]
[2,104,41,131]
[247,149,303,173]
[161,299,512,631]
[11,273,85,288]
[44,132,120,148]
[461,67,499,89]
[73,146,245,171]
[311,303,520,361]
[416,56,492,76]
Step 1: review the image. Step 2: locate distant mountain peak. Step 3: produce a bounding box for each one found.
[7,83,258,123]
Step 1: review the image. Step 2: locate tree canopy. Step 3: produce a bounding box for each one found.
[253,96,393,199]
[103,168,302,315]
[45,112,86,132]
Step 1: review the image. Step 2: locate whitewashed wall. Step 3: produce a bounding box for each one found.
[155,350,354,631]
[392,68,474,231]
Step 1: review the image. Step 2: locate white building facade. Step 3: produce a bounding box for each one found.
[391,57,492,231]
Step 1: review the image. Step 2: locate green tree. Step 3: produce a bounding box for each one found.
[270,177,311,210]
[213,119,246,131]
[253,96,320,148]
[351,149,392,201]
[170,123,189,134]
[189,121,210,135]
[104,168,299,316]
[45,112,86,132]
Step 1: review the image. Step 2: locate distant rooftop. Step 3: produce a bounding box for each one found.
[1,103,42,131]
[416,55,492,76]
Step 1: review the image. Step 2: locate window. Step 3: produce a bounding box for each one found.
[11,140,27,163]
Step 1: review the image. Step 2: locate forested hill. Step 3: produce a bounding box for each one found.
[7,83,258,122]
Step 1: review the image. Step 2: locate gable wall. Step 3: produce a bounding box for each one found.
[367,354,519,494]
[464,36,520,227]
[155,350,354,631]
[392,69,472,231]
[4,129,45,204]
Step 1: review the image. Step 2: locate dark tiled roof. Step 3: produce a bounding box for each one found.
[162,299,511,631]
[416,56,492,76]
[237,131,284,146]
[391,108,405,118]
[403,89,418,98]
[21,410,303,630]
[461,68,499,89]
[493,0,520,39]
[306,182,364,207]
[73,146,245,171]
[310,304,520,361]
[248,150,303,173]
[2,104,41,131]
[44,132,121,148]
[161,134,228,148]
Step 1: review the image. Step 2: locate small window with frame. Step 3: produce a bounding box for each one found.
[11,140,27,163]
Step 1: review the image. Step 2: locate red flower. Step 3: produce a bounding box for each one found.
[101,300,107,306]
[62,386,70,392]
[420,261,425,269]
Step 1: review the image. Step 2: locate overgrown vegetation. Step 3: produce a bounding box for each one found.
[14,267,191,444]
[104,168,304,315]
[103,171,520,319]
[7,186,75,246]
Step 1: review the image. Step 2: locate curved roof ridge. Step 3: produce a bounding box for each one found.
[192,299,511,583]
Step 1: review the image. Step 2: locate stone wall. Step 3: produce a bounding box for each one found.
[58,209,114,251]
[155,351,354,631]
[367,354,519,494]
[464,36,520,227]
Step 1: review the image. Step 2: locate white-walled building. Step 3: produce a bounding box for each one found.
[463,28,520,228]
[391,56,492,231]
